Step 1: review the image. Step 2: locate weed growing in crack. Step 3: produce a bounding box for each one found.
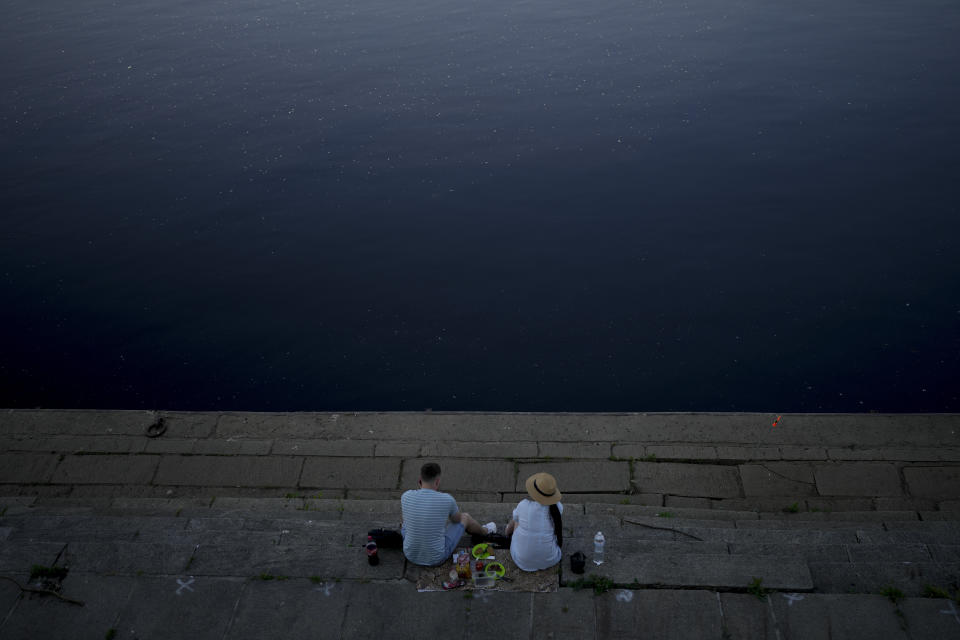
[747,577,769,600]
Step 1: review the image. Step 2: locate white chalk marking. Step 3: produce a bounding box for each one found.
[314,582,335,596]
[472,590,494,603]
[940,600,960,625]
[615,590,634,602]
[176,577,195,595]
[781,593,804,607]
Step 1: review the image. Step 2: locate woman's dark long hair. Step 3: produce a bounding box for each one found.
[549,504,563,548]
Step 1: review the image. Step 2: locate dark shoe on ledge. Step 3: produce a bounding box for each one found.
[470,532,511,549]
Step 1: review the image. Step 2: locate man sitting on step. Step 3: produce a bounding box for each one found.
[399,462,494,566]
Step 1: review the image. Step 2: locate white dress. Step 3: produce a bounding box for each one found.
[509,499,563,571]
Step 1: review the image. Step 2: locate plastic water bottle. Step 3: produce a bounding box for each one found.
[593,531,605,565]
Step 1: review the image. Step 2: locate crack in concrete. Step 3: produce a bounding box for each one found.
[757,463,817,486]
[622,519,704,541]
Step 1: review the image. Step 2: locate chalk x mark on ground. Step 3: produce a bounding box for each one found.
[781,593,804,607]
[941,600,960,625]
[314,582,335,596]
[616,590,633,602]
[176,577,195,595]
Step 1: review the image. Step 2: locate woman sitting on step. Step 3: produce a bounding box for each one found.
[505,472,563,571]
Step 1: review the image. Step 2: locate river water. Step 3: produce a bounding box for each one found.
[2,0,958,412]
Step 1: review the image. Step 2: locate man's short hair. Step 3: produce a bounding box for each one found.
[420,462,442,483]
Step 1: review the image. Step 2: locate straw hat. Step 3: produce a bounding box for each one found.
[525,472,562,505]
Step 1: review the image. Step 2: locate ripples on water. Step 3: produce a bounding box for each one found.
[1,0,958,411]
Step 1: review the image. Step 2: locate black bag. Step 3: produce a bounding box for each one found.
[367,528,403,549]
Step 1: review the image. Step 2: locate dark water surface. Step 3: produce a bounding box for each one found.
[2,0,959,412]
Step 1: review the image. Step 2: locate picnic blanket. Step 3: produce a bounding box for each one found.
[407,550,559,593]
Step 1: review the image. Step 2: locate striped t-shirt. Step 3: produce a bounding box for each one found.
[401,488,458,566]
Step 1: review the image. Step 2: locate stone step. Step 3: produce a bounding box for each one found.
[563,550,814,591]
[4,499,958,597]
[809,560,960,597]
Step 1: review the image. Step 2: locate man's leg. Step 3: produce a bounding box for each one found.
[458,512,486,536]
[442,522,465,558]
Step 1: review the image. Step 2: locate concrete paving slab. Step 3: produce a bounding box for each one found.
[0,454,60,484]
[188,543,405,581]
[631,462,740,498]
[644,444,720,460]
[64,541,195,575]
[531,589,598,639]
[874,497,936,511]
[830,447,960,462]
[114,576,246,640]
[462,590,534,640]
[590,503,758,521]
[532,492,627,505]
[713,497,807,512]
[337,581,470,638]
[854,529,959,546]
[618,514,737,534]
[758,510,916,522]
[155,456,303,487]
[0,541,65,572]
[845,543,932,562]
[109,497,215,515]
[0,574,136,640]
[7,435,147,454]
[345,489,403,501]
[805,497,876,512]
[559,513,623,539]
[594,589,722,640]
[0,410,157,436]
[664,496,712,509]
[420,440,537,458]
[813,462,903,497]
[399,458,516,493]
[778,446,829,461]
[374,441,423,457]
[768,593,910,640]
[143,439,198,454]
[51,455,160,485]
[615,539,729,555]
[904,466,960,499]
[191,439,273,455]
[927,544,960,563]
[215,413,330,439]
[165,529,286,547]
[808,561,960,596]
[740,463,817,497]
[714,446,783,462]
[223,578,351,640]
[301,457,401,490]
[719,593,777,640]
[727,543,849,562]
[516,460,630,493]
[567,550,812,590]
[158,412,220,438]
[207,497,338,515]
[736,518,883,530]
[898,597,960,639]
[273,439,374,456]
[0,574,23,628]
[557,492,662,506]
[705,527,858,545]
[539,441,612,459]
[6,514,188,543]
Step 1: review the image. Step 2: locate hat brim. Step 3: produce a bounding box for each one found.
[525,473,562,505]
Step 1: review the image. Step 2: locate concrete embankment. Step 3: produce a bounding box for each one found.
[2,410,959,639]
